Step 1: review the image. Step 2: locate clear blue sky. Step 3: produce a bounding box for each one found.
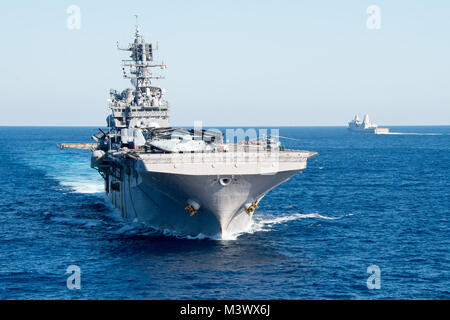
[1,0,449,126]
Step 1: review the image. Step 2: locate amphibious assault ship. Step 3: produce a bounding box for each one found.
[60,19,317,238]
[348,114,389,134]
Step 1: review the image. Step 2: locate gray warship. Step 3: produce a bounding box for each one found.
[60,20,317,239]
[348,114,390,134]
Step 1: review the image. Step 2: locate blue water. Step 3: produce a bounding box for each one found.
[0,126,448,299]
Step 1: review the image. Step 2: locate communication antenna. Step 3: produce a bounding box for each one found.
[134,13,141,39]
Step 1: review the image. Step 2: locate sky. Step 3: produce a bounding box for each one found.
[0,0,449,126]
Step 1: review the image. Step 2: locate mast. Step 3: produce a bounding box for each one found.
[110,16,170,130]
[118,15,165,102]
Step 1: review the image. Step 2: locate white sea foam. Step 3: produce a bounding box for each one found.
[250,212,345,233]
[377,132,442,136]
[217,230,239,241]
[49,216,101,228]
[112,224,143,235]
[59,181,104,194]
[198,212,348,240]
[162,228,224,240]
[258,212,339,224]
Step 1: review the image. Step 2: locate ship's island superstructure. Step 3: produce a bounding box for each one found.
[60,19,317,238]
[348,114,389,134]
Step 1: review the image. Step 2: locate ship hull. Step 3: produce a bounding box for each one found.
[105,166,301,239]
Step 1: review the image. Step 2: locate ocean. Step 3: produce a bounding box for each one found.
[0,126,448,299]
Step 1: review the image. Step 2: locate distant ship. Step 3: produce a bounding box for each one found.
[348,114,389,134]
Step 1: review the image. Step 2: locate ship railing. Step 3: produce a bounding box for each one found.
[128,111,169,117]
[139,150,313,164]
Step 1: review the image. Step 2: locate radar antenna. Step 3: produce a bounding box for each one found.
[108,16,170,129]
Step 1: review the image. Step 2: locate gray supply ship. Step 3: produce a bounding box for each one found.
[348,114,389,134]
[60,19,317,238]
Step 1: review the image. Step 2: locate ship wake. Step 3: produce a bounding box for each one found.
[219,211,352,240]
[59,181,104,194]
[376,132,443,136]
[250,211,346,233]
